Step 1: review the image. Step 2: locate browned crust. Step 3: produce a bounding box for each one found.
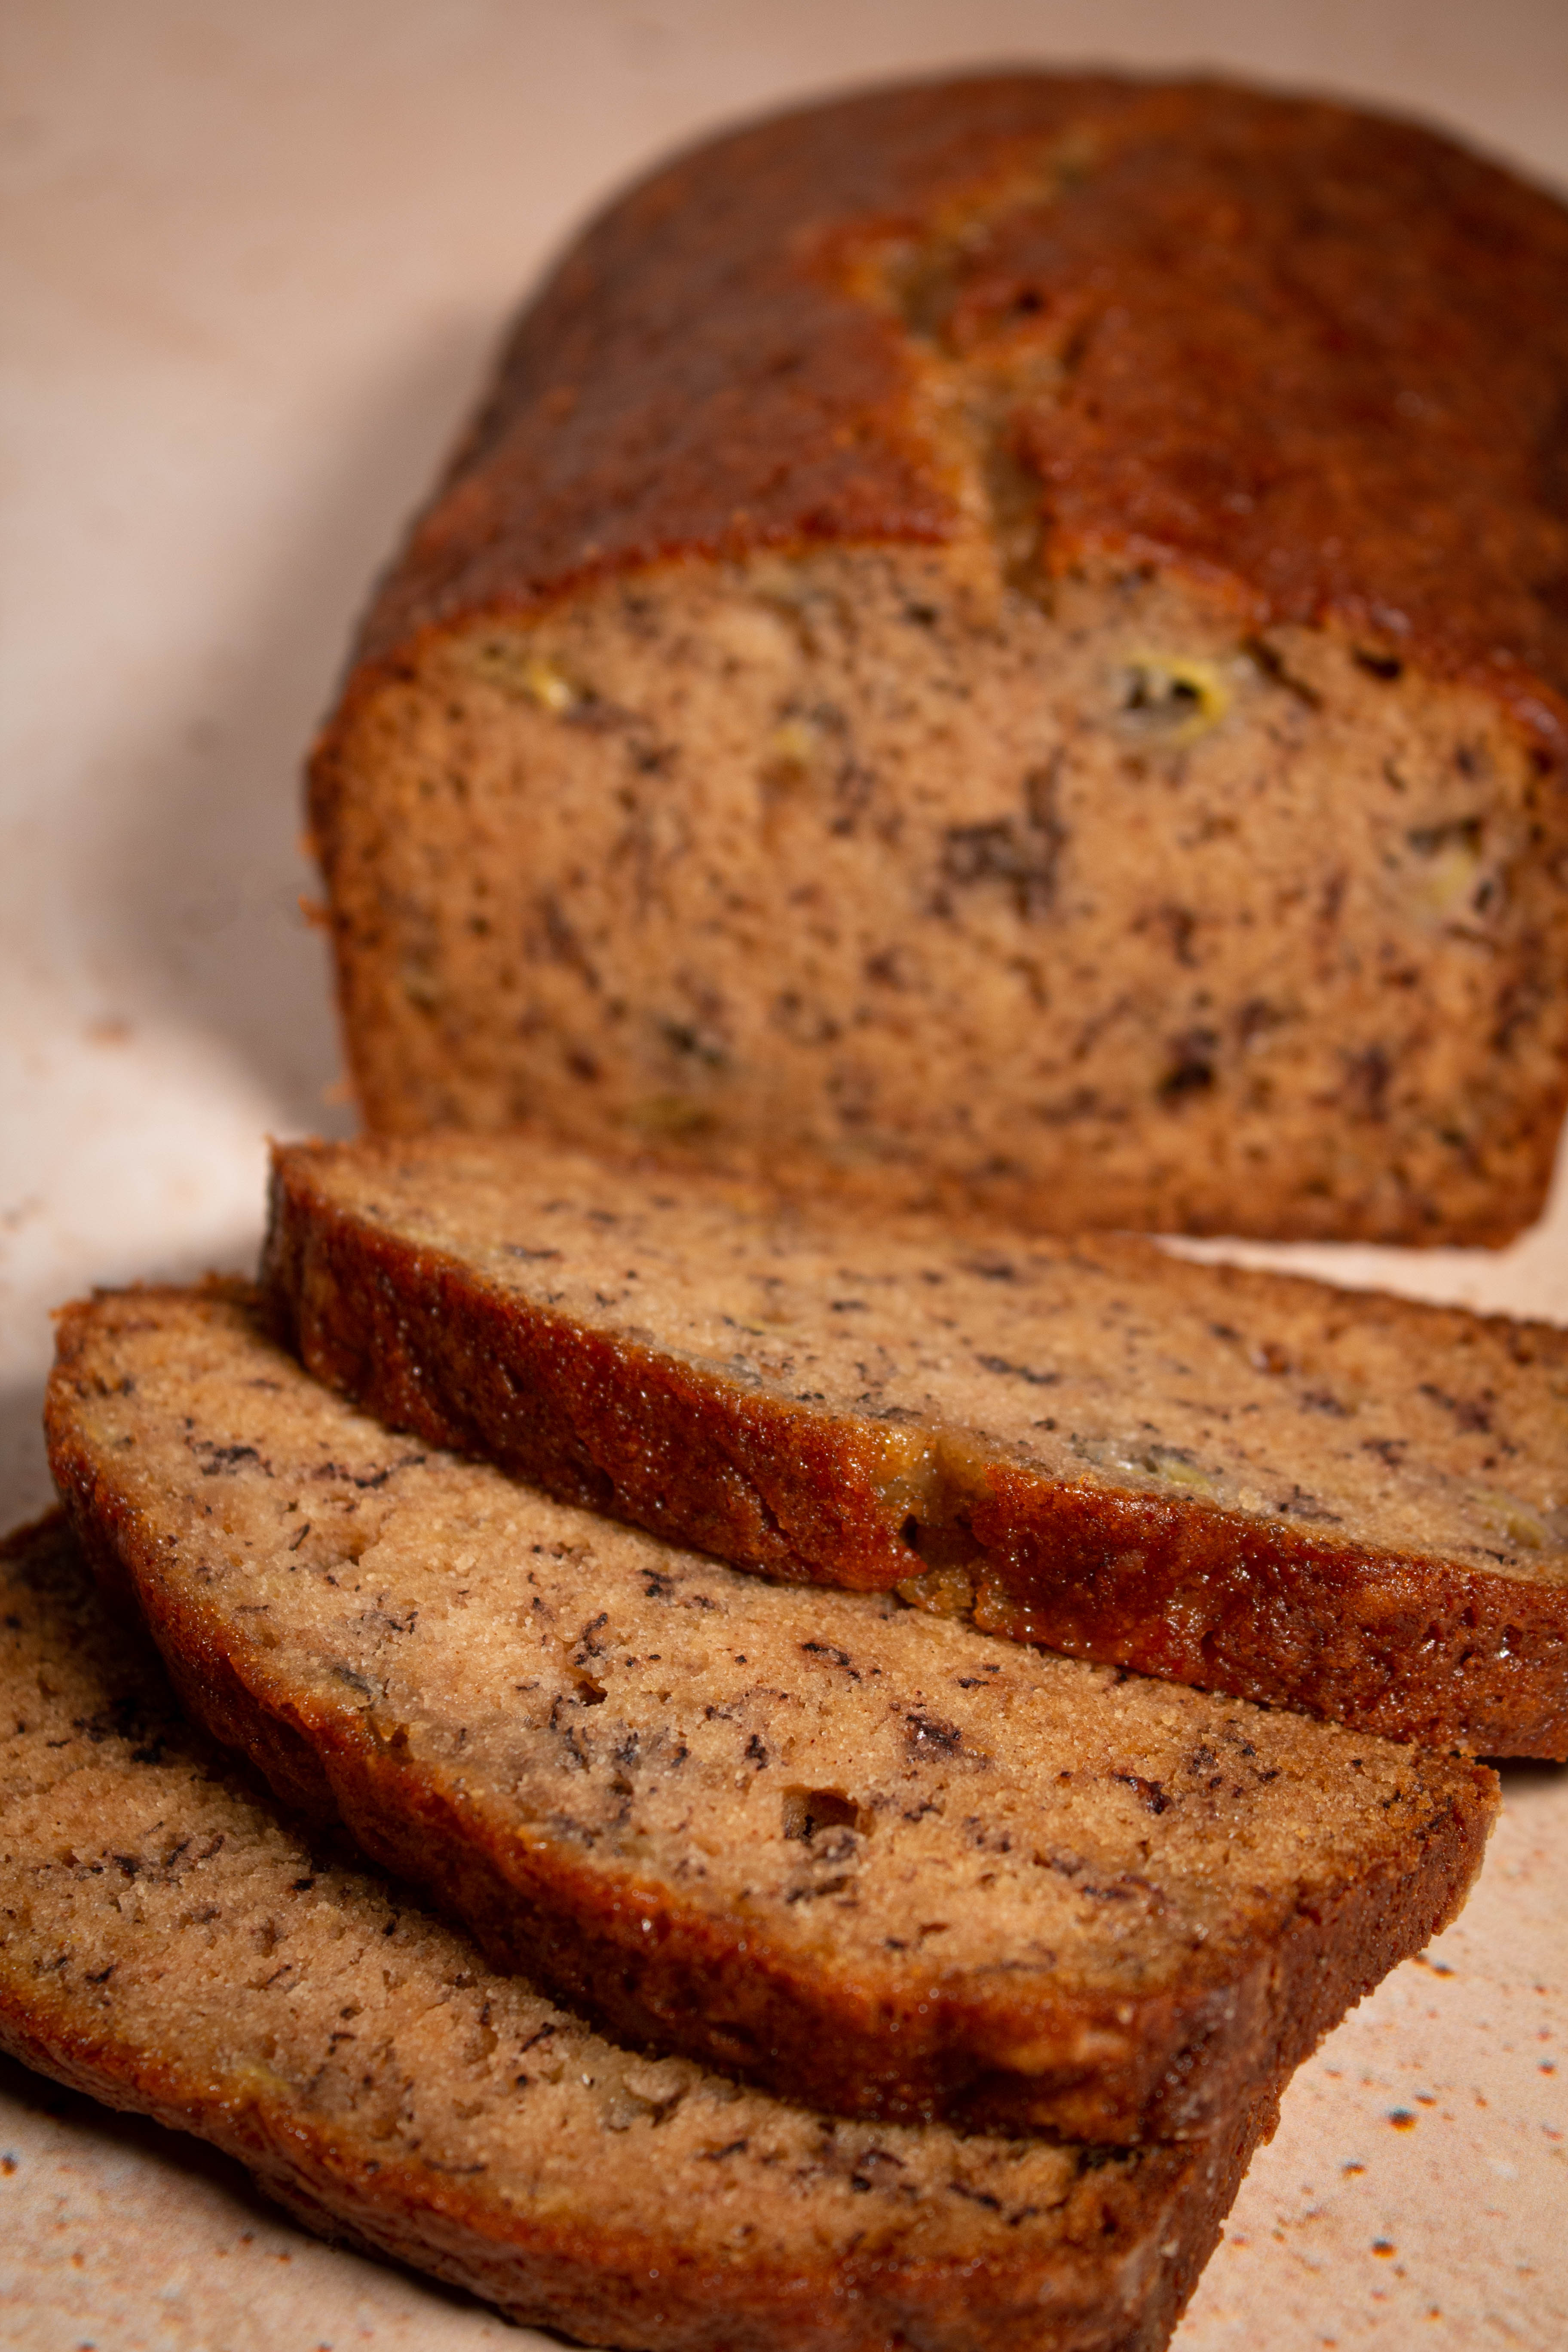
[311,70,1568,823]
[46,1293,1499,2146]
[263,1158,1568,1757]
[963,1469,1568,1758]
[0,1511,1274,2352]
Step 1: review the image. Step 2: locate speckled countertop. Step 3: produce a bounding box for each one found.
[2,3,1564,2345]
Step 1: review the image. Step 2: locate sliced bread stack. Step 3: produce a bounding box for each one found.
[18,1119,1562,2345]
[44,1281,1497,2149]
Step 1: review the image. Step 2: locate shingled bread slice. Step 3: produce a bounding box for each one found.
[1,1514,1286,2352]
[47,1285,1496,2147]
[265,1133,1568,1756]
[309,74,1568,1245]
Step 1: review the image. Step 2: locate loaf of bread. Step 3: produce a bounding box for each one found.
[46,1280,1496,2147]
[2,1511,1284,2352]
[309,73,1568,1244]
[264,1133,1568,1755]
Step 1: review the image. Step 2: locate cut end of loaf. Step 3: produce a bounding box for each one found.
[313,545,1568,1243]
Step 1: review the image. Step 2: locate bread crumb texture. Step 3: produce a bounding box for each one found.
[2,1513,1273,2351]
[45,1285,1495,2141]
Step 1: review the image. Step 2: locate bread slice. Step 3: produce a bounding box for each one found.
[264,1133,1568,1756]
[0,1513,1284,2352]
[46,1282,1496,2147]
[309,74,1568,1245]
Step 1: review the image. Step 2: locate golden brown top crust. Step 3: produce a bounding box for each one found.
[343,73,1568,746]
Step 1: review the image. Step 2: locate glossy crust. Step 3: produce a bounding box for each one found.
[315,72,1568,761]
[0,1515,1271,2352]
[264,1145,1568,1756]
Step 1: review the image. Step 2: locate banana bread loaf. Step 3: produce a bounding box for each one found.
[46,1282,1497,2141]
[265,1133,1568,1755]
[309,73,1568,1244]
[0,1512,1276,2352]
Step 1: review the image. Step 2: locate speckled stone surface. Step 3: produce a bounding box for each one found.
[3,3,1565,2345]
